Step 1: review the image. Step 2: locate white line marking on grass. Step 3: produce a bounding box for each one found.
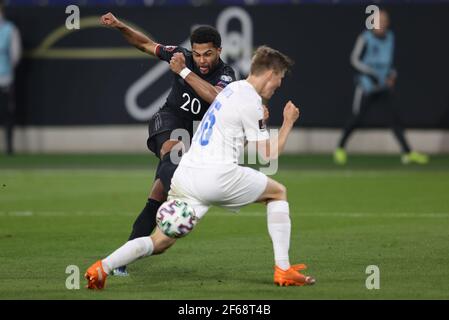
[300,212,449,218]
[0,169,152,176]
[0,211,448,219]
[0,211,34,216]
[0,211,136,217]
[211,211,449,218]
[277,170,446,178]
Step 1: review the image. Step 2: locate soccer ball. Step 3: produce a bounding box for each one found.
[156,199,198,238]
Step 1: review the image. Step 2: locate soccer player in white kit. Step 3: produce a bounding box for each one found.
[85,46,315,289]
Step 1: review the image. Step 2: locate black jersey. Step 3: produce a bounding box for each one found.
[155,44,236,121]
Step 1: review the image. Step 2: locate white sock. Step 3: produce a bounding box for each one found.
[101,237,154,274]
[267,200,291,271]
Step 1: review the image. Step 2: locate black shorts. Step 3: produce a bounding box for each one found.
[147,110,194,158]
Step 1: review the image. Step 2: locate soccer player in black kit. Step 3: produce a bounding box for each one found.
[100,13,236,275]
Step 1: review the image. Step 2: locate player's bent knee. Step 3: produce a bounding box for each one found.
[258,178,288,202]
[158,154,179,194]
[160,140,185,159]
[149,179,166,201]
[270,179,287,200]
[276,183,287,200]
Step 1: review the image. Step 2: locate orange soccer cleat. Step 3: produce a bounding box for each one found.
[274,264,316,287]
[85,260,108,290]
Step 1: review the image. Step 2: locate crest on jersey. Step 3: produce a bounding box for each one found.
[164,45,177,52]
[220,75,233,83]
[216,81,228,88]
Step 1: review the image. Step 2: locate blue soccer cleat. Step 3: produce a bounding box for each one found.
[112,265,129,277]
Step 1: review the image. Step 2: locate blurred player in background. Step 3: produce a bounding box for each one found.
[0,1,21,155]
[334,9,429,165]
[85,46,315,289]
[100,12,236,275]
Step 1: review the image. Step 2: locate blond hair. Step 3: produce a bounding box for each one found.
[250,46,294,76]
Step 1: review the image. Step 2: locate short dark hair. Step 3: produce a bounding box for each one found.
[250,46,294,76]
[190,25,221,48]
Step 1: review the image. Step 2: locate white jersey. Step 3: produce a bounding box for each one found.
[180,80,270,168]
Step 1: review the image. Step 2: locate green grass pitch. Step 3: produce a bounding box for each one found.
[1,154,449,299]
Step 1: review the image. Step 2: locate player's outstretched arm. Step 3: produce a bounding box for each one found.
[258,101,299,160]
[169,52,223,104]
[100,12,157,56]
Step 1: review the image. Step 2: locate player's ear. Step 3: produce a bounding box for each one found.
[217,47,222,56]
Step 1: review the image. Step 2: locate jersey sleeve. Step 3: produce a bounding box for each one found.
[215,66,237,89]
[350,33,376,77]
[241,101,270,142]
[154,44,186,62]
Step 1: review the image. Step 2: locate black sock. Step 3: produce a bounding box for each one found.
[128,199,163,241]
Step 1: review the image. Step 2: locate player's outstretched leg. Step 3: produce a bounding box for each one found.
[113,141,183,276]
[258,178,315,286]
[85,229,176,290]
[112,179,165,277]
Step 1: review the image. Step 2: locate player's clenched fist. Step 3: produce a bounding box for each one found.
[170,52,187,75]
[283,100,300,124]
[100,12,121,28]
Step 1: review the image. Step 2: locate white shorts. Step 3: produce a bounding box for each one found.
[168,164,268,220]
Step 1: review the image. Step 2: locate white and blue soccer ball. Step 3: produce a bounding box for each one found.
[156,199,198,238]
